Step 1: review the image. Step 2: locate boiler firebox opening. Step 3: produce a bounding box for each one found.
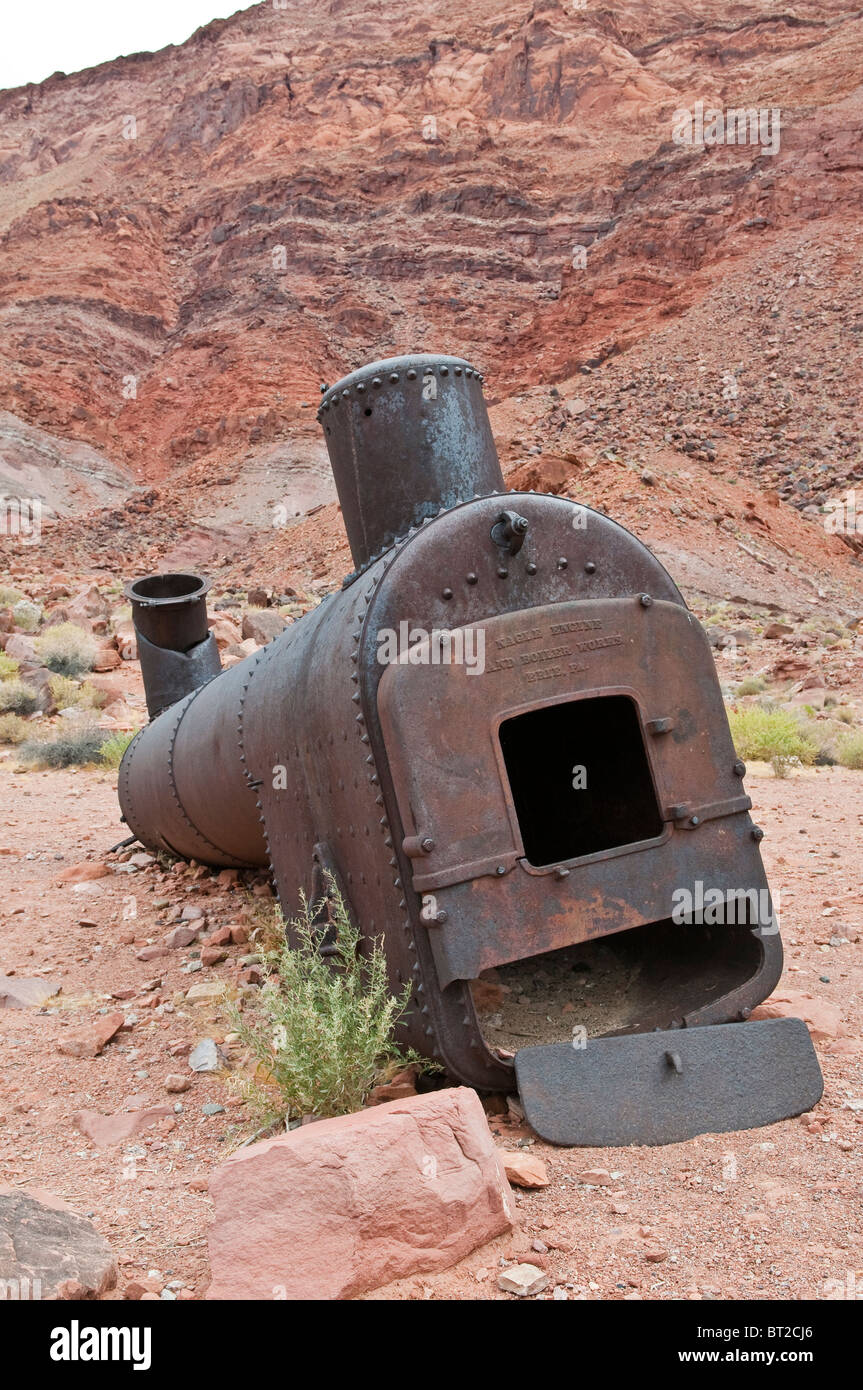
[499,695,663,867]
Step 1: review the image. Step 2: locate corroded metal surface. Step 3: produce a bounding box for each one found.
[514,1018,824,1146]
[125,573,222,718]
[317,354,503,573]
[117,350,822,1139]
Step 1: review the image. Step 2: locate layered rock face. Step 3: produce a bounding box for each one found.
[0,1,861,574]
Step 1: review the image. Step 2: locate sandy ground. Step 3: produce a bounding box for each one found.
[0,762,860,1301]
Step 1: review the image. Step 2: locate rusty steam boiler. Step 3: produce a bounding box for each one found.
[117,353,822,1145]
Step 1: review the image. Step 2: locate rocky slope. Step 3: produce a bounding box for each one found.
[0,0,861,597]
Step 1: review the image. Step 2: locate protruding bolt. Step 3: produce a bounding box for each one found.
[554,866,570,880]
[558,557,568,569]
[639,593,652,607]
[526,561,537,575]
[689,815,700,827]
[733,760,746,777]
[435,910,448,924]
[442,587,453,600]
[751,825,764,842]
[497,567,508,579]
[466,572,478,585]
[585,561,596,574]
[495,865,506,876]
[420,837,435,854]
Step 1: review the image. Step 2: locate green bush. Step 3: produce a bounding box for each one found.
[0,713,28,744]
[99,730,137,769]
[19,725,106,768]
[35,623,97,677]
[227,877,420,1125]
[0,679,38,715]
[727,705,817,777]
[838,732,863,771]
[0,652,20,681]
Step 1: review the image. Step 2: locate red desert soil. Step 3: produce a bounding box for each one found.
[0,761,859,1301]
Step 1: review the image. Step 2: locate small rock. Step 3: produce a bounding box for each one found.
[74,1105,174,1147]
[502,1151,549,1189]
[366,1065,419,1106]
[0,975,61,1009]
[185,981,226,1006]
[57,862,109,884]
[189,1039,229,1073]
[165,924,199,949]
[165,1075,191,1094]
[202,1103,226,1116]
[204,925,233,947]
[58,1012,124,1058]
[136,945,170,962]
[579,1168,613,1186]
[201,947,228,967]
[497,1263,549,1297]
[242,609,287,644]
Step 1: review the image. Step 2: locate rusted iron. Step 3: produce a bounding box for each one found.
[117,351,823,1144]
[125,573,222,719]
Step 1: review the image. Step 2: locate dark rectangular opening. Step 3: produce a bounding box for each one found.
[499,695,663,867]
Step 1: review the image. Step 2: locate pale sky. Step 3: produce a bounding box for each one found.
[0,1,259,92]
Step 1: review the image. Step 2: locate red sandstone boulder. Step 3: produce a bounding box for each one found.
[749,989,842,1043]
[206,1086,513,1299]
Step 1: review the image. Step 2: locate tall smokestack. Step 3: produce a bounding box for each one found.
[317,354,504,571]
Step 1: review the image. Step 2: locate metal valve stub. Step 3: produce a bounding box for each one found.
[491,509,529,555]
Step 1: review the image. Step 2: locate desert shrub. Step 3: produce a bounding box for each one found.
[836,706,855,725]
[19,725,106,768]
[12,599,42,632]
[48,675,107,711]
[837,732,863,771]
[48,674,80,709]
[0,679,38,715]
[227,877,420,1125]
[727,705,817,776]
[99,730,137,769]
[35,623,97,677]
[0,586,24,607]
[0,652,19,681]
[0,713,28,744]
[735,676,766,697]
